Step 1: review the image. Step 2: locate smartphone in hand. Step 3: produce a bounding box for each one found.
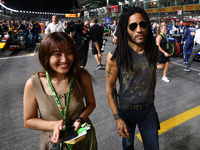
[59,127,78,143]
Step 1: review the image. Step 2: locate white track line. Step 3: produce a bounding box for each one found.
[171,61,200,72]
[0,54,35,60]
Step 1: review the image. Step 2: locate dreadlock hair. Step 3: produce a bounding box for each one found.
[112,6,159,71]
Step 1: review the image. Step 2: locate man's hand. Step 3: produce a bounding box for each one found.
[98,52,103,60]
[181,41,183,45]
[116,119,130,138]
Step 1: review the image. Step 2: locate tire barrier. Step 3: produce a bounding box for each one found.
[168,41,182,57]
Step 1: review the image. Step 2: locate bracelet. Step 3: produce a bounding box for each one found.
[75,117,84,124]
[113,114,120,120]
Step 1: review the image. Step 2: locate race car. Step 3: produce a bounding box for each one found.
[0,31,25,52]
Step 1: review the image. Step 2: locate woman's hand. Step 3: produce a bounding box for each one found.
[73,120,82,131]
[164,52,170,57]
[51,120,64,143]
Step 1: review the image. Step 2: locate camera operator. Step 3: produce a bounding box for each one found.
[70,20,102,68]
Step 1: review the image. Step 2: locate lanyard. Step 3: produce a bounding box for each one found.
[160,33,168,41]
[160,33,169,49]
[46,71,73,122]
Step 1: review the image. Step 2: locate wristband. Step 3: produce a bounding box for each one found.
[75,117,84,124]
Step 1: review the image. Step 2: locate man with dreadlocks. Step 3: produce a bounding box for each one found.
[106,6,160,150]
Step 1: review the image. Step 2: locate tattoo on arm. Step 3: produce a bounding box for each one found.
[106,68,113,78]
[119,122,122,131]
[112,88,117,106]
[113,114,120,120]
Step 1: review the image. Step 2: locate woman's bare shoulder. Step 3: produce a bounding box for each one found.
[80,69,91,81]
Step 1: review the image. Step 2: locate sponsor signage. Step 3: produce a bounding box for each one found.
[159,6,182,12]
[184,4,200,11]
[65,14,80,17]
[146,8,157,13]
[146,4,200,14]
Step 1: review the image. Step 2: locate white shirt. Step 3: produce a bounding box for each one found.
[45,22,65,34]
[194,29,200,44]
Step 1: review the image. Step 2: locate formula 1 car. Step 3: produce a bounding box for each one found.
[0,31,25,54]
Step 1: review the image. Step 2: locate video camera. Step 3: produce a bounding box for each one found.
[101,38,107,52]
[67,20,84,33]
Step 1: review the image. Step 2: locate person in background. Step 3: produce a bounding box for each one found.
[17,21,29,48]
[106,6,159,150]
[181,22,196,64]
[152,22,157,40]
[35,20,41,41]
[29,21,36,49]
[156,24,170,82]
[71,20,101,69]
[111,19,118,45]
[40,21,45,34]
[23,32,97,150]
[176,20,185,42]
[45,15,65,35]
[178,21,185,35]
[184,25,200,74]
[89,17,103,70]
[63,20,67,31]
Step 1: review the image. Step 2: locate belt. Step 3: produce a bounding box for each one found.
[126,97,154,111]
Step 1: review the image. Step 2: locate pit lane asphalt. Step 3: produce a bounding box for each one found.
[0,35,200,150]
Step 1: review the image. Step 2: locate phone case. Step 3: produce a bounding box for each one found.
[59,127,78,143]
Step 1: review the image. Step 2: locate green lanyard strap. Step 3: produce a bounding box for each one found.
[160,33,168,41]
[160,33,169,49]
[46,71,73,122]
[46,72,93,150]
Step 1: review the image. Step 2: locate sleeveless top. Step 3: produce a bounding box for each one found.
[110,46,155,108]
[160,35,168,53]
[31,73,97,150]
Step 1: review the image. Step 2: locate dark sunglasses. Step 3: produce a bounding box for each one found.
[129,21,147,31]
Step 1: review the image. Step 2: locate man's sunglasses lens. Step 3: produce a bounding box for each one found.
[139,21,147,28]
[129,21,147,31]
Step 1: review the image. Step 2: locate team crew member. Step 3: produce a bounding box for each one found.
[184,25,200,73]
[89,18,103,70]
[106,6,159,150]
[178,21,185,35]
[152,22,157,39]
[176,20,185,42]
[181,22,196,64]
[45,15,65,34]
[40,21,45,34]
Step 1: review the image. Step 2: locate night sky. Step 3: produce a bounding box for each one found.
[3,0,78,13]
